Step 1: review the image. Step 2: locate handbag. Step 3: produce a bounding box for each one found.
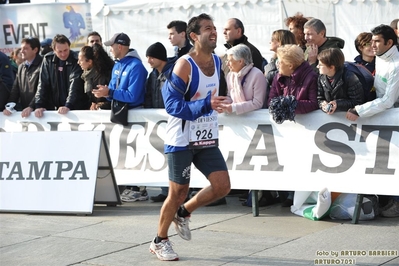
[110,99,128,126]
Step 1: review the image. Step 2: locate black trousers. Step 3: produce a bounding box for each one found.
[0,81,10,111]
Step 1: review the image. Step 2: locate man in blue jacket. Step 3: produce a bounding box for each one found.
[93,32,147,109]
[93,33,148,202]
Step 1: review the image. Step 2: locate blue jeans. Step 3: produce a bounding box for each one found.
[392,196,399,202]
[161,186,169,196]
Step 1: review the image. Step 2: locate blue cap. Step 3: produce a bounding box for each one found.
[40,38,52,47]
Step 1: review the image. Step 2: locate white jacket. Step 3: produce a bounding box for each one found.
[356,45,399,117]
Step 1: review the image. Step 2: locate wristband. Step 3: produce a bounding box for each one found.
[348,108,359,116]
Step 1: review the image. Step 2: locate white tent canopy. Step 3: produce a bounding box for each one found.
[89,0,399,63]
[16,0,399,62]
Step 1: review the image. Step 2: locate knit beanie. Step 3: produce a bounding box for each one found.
[146,42,167,61]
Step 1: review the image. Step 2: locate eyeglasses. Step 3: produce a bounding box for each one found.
[363,42,371,47]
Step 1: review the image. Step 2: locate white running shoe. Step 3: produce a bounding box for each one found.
[149,238,179,261]
[120,188,132,197]
[173,212,191,241]
[121,190,149,202]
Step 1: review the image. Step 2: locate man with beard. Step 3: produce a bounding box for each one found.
[149,13,231,261]
[346,25,399,218]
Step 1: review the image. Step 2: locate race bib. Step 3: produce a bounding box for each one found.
[189,111,219,149]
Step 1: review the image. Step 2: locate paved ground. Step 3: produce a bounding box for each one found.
[1,188,398,266]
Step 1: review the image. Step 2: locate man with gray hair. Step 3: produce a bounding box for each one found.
[389,18,399,43]
[304,18,345,73]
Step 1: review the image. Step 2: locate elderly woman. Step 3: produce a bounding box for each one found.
[264,30,296,107]
[221,44,266,114]
[268,44,318,114]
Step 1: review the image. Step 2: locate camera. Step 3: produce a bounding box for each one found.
[325,103,332,113]
[5,102,16,113]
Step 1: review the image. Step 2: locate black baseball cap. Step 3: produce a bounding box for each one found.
[104,33,130,46]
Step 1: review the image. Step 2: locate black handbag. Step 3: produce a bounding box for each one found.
[110,99,128,126]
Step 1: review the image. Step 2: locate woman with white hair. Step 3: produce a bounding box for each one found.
[221,44,266,114]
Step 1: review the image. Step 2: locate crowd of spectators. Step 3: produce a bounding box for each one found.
[1,14,398,223]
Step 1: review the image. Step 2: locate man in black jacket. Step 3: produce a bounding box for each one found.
[222,18,263,75]
[3,37,43,118]
[167,20,193,58]
[0,51,15,111]
[34,34,88,117]
[144,42,175,109]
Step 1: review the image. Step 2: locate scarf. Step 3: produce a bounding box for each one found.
[81,68,101,93]
[228,63,253,103]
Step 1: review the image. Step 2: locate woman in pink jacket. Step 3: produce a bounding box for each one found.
[221,44,266,114]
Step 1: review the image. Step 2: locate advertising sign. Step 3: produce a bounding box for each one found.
[0,131,102,214]
[0,3,92,55]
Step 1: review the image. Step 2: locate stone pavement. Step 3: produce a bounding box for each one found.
[1,188,398,266]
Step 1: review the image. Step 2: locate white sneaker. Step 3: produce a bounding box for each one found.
[120,188,132,197]
[149,238,179,261]
[173,212,191,241]
[121,190,149,202]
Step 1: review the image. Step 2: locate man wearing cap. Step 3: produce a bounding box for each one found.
[40,38,53,56]
[34,34,88,117]
[93,32,147,110]
[145,42,176,203]
[3,37,42,117]
[144,42,174,108]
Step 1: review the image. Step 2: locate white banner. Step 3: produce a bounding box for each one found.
[0,3,92,55]
[0,109,398,196]
[0,131,102,214]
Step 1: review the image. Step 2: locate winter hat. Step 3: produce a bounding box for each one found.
[146,42,167,61]
[104,33,130,46]
[40,38,52,47]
